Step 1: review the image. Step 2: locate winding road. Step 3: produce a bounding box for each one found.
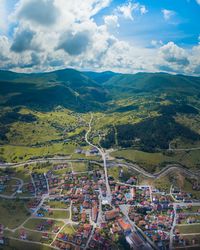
[85,113,112,203]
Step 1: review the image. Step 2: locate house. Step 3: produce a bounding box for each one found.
[75,149,83,154]
[81,210,87,223]
[91,206,98,222]
[130,187,136,198]
[42,233,49,239]
[105,209,119,220]
[20,230,27,240]
[110,223,122,234]
[117,218,131,234]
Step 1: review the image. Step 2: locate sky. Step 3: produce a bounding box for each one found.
[0,0,200,75]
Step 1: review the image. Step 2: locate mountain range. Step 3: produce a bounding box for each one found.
[1,68,200,112]
[1,68,200,152]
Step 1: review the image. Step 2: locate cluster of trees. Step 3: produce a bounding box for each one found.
[0,125,9,142]
[0,110,37,143]
[102,115,200,152]
[0,111,36,124]
[159,104,199,116]
[113,104,138,113]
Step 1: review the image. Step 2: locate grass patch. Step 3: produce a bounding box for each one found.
[0,199,30,229]
[44,200,69,209]
[37,209,70,219]
[177,224,200,234]
[0,143,76,163]
[111,148,200,172]
[24,218,64,231]
[61,224,77,235]
[72,162,88,172]
[3,238,54,250]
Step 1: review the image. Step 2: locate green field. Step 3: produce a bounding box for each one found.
[44,200,69,209]
[62,224,78,235]
[24,218,64,231]
[0,143,76,163]
[108,166,134,181]
[0,199,30,229]
[72,162,88,172]
[2,238,55,250]
[111,148,200,172]
[177,224,200,234]
[38,209,70,219]
[5,108,80,146]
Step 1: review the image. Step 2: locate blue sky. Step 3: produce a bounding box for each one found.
[94,0,200,47]
[0,0,199,75]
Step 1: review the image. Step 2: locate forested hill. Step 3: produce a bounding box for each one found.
[102,72,200,98]
[1,68,200,152]
[0,68,108,112]
[1,69,200,111]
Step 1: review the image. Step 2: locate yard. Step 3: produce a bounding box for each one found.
[24,218,64,231]
[176,224,200,234]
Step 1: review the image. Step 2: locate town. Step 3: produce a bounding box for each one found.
[0,156,200,250]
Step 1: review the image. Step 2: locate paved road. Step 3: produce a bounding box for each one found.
[12,177,24,195]
[0,177,24,199]
[120,204,155,250]
[1,158,199,182]
[169,145,200,152]
[85,113,112,203]
[108,161,200,180]
[170,203,177,249]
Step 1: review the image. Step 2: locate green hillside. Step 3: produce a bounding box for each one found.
[1,68,200,161]
[0,69,108,112]
[104,72,200,99]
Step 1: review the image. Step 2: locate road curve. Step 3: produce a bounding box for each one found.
[85,113,112,201]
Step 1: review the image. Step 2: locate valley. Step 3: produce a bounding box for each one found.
[0,69,200,249]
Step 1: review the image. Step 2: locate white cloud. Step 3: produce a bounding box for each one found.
[14,0,60,26]
[104,15,119,28]
[196,0,200,5]
[188,45,200,74]
[151,40,163,47]
[140,5,148,15]
[116,1,147,21]
[159,42,189,66]
[0,0,199,76]
[162,9,175,21]
[155,42,200,75]
[0,0,8,33]
[0,35,10,60]
[57,30,92,55]
[11,28,37,53]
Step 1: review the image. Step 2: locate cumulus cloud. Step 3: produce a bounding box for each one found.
[10,28,36,53]
[0,0,199,76]
[116,1,148,21]
[0,0,7,33]
[15,0,60,26]
[162,9,175,21]
[159,42,189,66]
[57,30,91,55]
[0,36,10,61]
[104,15,119,29]
[0,0,151,73]
[189,45,200,74]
